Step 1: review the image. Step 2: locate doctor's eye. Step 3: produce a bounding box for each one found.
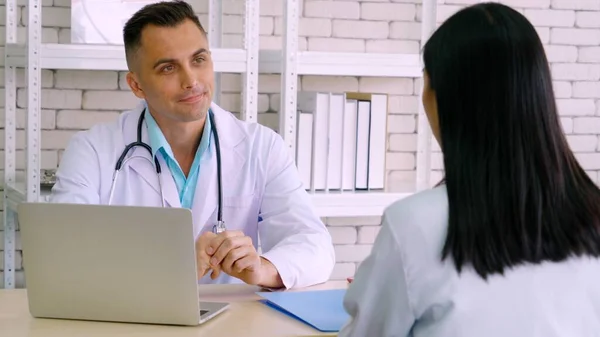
[161,65,175,73]
[194,57,205,64]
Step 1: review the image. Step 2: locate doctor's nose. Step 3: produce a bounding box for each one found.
[180,68,198,89]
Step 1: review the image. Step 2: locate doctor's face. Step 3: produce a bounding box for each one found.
[126,19,214,123]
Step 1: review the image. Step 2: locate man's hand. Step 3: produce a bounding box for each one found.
[195,231,218,280]
[205,230,264,285]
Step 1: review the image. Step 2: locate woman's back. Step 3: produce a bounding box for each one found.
[339,3,600,336]
[340,186,600,337]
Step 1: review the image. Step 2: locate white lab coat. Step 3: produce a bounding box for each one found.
[50,101,335,289]
[339,185,600,337]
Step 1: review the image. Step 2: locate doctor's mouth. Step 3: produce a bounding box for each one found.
[178,91,209,104]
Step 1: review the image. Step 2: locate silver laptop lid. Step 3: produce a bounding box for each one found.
[18,202,201,325]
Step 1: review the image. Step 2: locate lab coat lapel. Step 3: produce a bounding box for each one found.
[192,104,247,230]
[124,103,180,208]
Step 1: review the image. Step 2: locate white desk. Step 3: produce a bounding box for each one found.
[0,281,346,337]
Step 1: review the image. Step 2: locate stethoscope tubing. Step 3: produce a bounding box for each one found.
[107,108,224,231]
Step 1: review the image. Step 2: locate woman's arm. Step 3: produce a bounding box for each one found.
[338,214,416,337]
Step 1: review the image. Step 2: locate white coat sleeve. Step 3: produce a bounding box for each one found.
[258,132,335,290]
[338,213,416,337]
[50,131,101,204]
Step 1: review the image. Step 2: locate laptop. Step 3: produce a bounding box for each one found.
[17,202,230,326]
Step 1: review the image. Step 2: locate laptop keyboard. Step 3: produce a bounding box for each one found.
[200,309,209,316]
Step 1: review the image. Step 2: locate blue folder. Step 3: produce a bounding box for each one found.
[256,289,349,332]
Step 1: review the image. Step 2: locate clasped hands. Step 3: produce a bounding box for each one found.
[195,230,265,286]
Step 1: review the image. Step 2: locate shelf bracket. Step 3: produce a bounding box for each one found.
[415,0,437,191]
[208,0,222,106]
[26,0,42,204]
[240,0,259,123]
[280,0,300,159]
[3,0,18,290]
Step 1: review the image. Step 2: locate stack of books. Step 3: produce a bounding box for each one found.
[295,91,388,193]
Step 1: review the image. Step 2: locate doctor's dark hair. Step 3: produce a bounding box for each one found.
[423,2,600,279]
[122,0,206,70]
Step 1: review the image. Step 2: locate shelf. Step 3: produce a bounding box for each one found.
[310,191,410,217]
[260,50,422,77]
[4,185,26,213]
[5,43,250,73]
[3,179,408,218]
[4,183,51,212]
[4,43,422,78]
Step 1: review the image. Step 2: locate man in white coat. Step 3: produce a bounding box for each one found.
[50,1,335,290]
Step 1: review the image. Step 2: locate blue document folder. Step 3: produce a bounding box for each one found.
[256,289,349,332]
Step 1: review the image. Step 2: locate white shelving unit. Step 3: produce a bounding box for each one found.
[2,0,437,289]
[276,0,437,211]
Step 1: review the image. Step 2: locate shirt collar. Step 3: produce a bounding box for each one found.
[143,106,212,161]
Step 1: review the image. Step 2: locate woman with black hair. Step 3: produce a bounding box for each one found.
[338,3,600,337]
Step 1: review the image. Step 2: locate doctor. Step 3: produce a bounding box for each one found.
[50,0,335,290]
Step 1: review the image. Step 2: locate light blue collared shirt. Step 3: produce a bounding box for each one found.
[144,109,211,209]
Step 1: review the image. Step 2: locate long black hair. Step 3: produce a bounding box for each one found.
[423,2,600,279]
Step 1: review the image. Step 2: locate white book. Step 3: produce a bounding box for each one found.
[368,94,388,190]
[354,100,371,190]
[327,93,345,191]
[342,99,358,191]
[297,92,330,191]
[296,111,314,190]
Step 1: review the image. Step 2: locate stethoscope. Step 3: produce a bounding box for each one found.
[107,108,226,234]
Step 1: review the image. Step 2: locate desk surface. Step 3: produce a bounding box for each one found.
[0,281,346,337]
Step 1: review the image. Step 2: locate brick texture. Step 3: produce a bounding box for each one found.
[1,0,600,287]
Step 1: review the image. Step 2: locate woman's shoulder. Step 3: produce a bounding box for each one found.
[384,184,449,225]
[382,185,450,259]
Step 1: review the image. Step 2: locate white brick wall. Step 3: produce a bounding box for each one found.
[1,0,600,287]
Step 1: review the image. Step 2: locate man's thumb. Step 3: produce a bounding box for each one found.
[197,260,211,279]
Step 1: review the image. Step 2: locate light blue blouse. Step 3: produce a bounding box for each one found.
[339,185,600,337]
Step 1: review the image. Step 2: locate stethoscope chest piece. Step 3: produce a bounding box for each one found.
[213,220,226,234]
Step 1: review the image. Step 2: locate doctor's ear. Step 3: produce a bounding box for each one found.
[126,72,146,99]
